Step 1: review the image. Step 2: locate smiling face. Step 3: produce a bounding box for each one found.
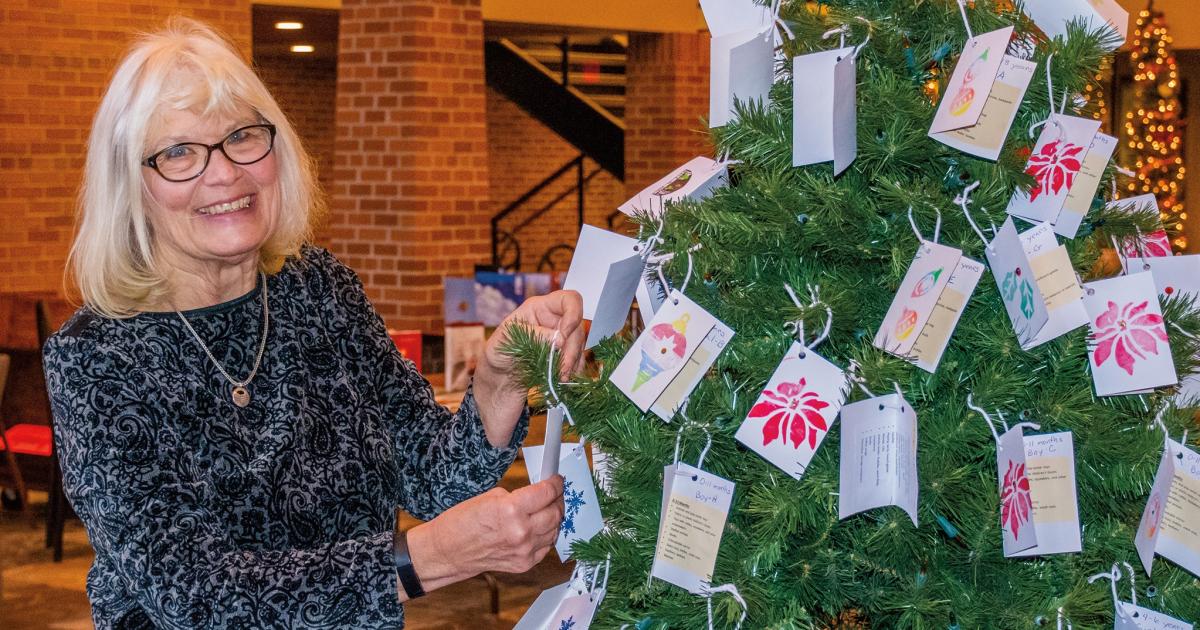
[142,107,281,276]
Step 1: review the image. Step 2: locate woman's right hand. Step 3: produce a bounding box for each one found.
[403,475,564,598]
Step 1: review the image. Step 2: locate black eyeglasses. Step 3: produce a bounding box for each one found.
[142,123,277,183]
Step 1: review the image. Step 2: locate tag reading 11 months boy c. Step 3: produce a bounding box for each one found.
[651,462,735,594]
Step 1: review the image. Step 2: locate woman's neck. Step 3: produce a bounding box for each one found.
[152,253,261,312]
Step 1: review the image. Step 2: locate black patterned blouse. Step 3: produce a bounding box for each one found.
[43,246,527,629]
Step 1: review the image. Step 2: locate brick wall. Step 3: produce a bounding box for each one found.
[333,0,490,332]
[486,87,626,271]
[0,0,251,295]
[624,32,712,198]
[255,54,337,246]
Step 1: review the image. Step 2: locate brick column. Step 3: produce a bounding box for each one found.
[333,0,490,332]
[623,32,712,197]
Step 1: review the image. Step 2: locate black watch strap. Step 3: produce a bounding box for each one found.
[393,529,426,599]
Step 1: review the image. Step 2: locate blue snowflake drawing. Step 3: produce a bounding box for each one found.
[558,616,576,630]
[561,479,586,536]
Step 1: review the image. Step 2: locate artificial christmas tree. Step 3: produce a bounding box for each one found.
[507,0,1200,627]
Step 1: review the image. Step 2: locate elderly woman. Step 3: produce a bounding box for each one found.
[44,17,584,629]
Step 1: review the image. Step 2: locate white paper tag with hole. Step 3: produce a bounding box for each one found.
[997,425,1038,555]
[930,54,1036,160]
[538,405,566,480]
[546,588,603,630]
[699,0,773,38]
[929,27,1014,133]
[986,217,1052,347]
[793,46,857,175]
[650,320,735,422]
[1116,601,1194,630]
[838,393,919,526]
[735,341,847,480]
[1010,431,1082,557]
[1136,439,1200,579]
[873,240,962,358]
[1021,221,1088,349]
[1082,273,1178,396]
[611,290,719,411]
[651,461,735,594]
[512,580,573,630]
[1006,114,1102,224]
[1128,256,1200,301]
[1054,132,1118,238]
[563,225,644,348]
[710,26,774,128]
[1021,0,1129,45]
[911,256,984,372]
[617,156,729,219]
[524,442,604,561]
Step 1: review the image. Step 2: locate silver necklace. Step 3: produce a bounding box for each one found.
[174,272,269,408]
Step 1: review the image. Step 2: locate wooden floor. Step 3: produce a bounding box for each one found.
[0,452,574,629]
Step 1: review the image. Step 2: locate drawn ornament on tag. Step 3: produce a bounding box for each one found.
[654,170,692,196]
[750,378,830,450]
[561,479,585,535]
[951,47,990,116]
[633,314,690,391]
[912,268,944,297]
[1092,300,1168,376]
[895,308,919,340]
[1000,460,1033,538]
[1001,268,1036,319]
[1144,493,1164,538]
[1026,139,1085,201]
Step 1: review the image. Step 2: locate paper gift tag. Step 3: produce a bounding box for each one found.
[1124,230,1174,260]
[650,320,735,422]
[1021,0,1129,45]
[512,580,574,630]
[611,291,718,411]
[1128,255,1200,300]
[540,405,566,481]
[699,0,773,39]
[997,425,1038,556]
[1116,602,1194,630]
[910,257,985,372]
[1021,222,1088,349]
[651,461,735,593]
[930,54,1036,160]
[734,341,847,480]
[929,27,1014,133]
[1006,114,1102,224]
[986,218,1052,347]
[838,393,919,526]
[793,46,857,175]
[563,225,644,348]
[617,156,729,219]
[546,589,603,630]
[524,442,604,561]
[1010,431,1082,556]
[1083,273,1178,396]
[710,26,774,128]
[1136,439,1200,578]
[1054,132,1118,238]
[636,274,667,329]
[873,240,963,357]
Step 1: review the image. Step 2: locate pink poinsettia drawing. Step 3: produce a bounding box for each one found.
[1000,460,1032,539]
[1092,300,1169,376]
[1025,139,1085,201]
[1121,230,1172,259]
[749,378,830,450]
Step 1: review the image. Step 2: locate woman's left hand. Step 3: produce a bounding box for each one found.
[472,290,585,448]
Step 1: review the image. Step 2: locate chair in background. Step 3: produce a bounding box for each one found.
[0,353,31,514]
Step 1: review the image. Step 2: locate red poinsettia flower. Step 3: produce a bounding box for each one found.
[1000,460,1032,539]
[749,378,830,450]
[1092,300,1169,376]
[1025,139,1085,201]
[1121,230,1172,259]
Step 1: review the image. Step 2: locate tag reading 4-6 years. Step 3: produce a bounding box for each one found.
[928,27,1015,134]
[930,54,1036,160]
[651,462,735,594]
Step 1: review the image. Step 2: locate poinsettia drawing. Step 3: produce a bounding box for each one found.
[1092,300,1168,376]
[749,378,830,450]
[1000,459,1032,539]
[1121,230,1173,258]
[1025,139,1085,201]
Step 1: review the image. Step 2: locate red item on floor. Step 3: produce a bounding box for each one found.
[389,330,423,373]
[0,423,53,457]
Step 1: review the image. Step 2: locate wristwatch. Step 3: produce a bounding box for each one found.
[393,528,426,599]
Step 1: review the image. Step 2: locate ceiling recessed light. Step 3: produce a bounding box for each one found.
[275,21,304,30]
[291,44,314,53]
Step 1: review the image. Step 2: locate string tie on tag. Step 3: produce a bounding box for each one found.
[545,330,575,426]
[637,217,667,260]
[955,0,974,39]
[956,181,992,252]
[1057,607,1071,630]
[672,414,714,471]
[770,0,795,42]
[846,360,876,397]
[1029,54,1065,139]
[966,393,1002,443]
[907,206,943,245]
[783,283,833,350]
[704,583,748,630]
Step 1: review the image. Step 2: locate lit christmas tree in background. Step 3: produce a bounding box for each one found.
[1121,1,1187,249]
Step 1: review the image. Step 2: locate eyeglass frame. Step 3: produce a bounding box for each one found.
[141,123,278,183]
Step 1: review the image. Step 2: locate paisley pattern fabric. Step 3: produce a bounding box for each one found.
[43,246,527,629]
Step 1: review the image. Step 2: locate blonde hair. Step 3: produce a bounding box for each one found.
[72,16,324,318]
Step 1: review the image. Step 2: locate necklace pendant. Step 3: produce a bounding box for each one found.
[231,386,251,408]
